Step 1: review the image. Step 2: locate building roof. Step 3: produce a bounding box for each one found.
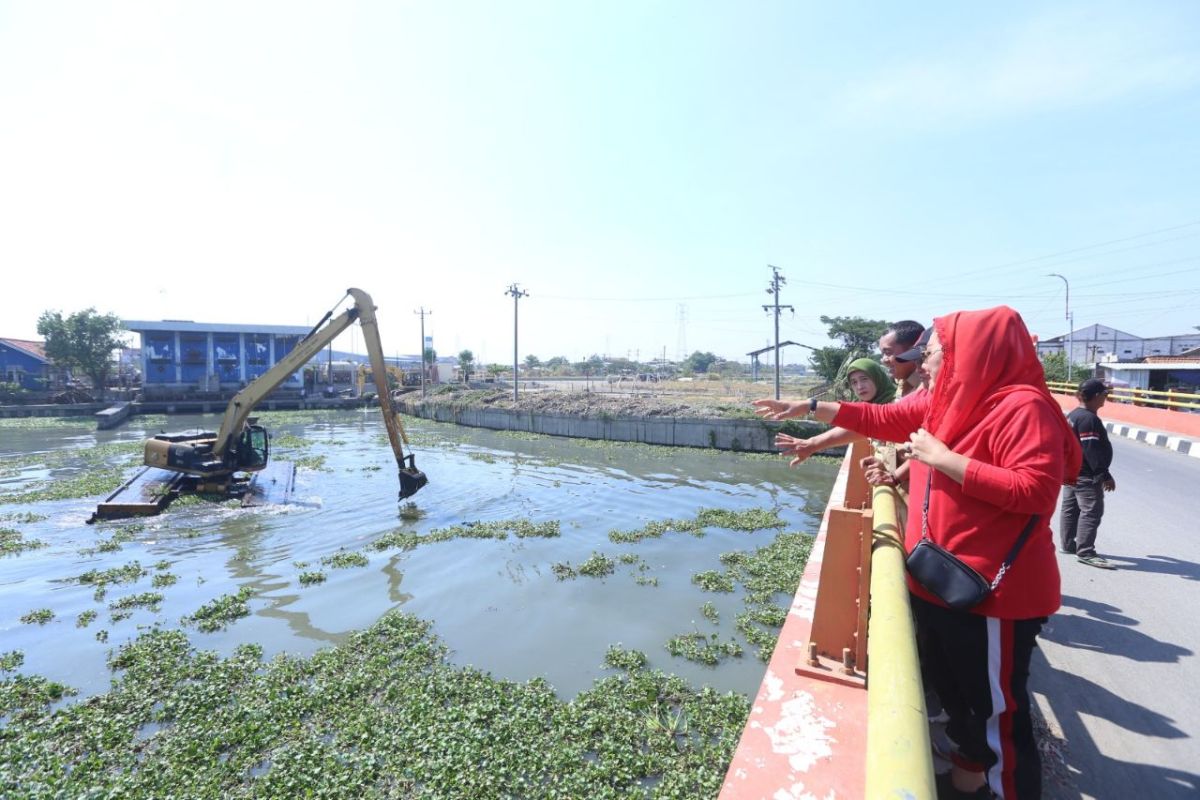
[1101,361,1200,371]
[122,320,311,335]
[0,338,48,363]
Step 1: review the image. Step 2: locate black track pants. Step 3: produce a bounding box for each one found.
[911,594,1045,799]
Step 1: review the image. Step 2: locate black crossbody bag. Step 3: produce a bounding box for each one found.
[906,472,1038,611]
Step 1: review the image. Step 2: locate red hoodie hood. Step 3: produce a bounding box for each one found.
[925,305,1082,484]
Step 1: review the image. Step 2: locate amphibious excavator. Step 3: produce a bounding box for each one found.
[91,288,427,521]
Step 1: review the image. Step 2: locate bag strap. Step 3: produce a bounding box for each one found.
[921,470,1040,591]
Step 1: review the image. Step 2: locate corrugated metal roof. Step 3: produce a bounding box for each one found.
[0,338,48,363]
[122,320,311,335]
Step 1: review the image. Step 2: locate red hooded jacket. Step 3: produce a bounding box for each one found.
[834,306,1082,619]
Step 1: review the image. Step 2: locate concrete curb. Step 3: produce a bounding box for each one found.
[1105,420,1200,458]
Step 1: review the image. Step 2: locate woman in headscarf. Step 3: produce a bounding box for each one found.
[845,357,896,404]
[755,306,1080,799]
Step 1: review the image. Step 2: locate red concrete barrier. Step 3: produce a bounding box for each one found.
[1051,393,1200,439]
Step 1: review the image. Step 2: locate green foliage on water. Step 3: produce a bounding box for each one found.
[714,532,814,661]
[1,526,46,556]
[183,587,253,633]
[76,610,97,628]
[299,571,327,586]
[604,645,648,671]
[665,632,744,666]
[151,573,178,589]
[108,592,164,613]
[371,519,560,554]
[292,454,330,472]
[0,416,92,430]
[578,552,616,578]
[692,571,734,593]
[84,523,145,555]
[74,561,147,587]
[0,466,131,504]
[20,609,54,625]
[700,602,720,624]
[322,551,369,569]
[608,507,784,543]
[0,512,47,523]
[0,651,24,671]
[0,611,749,798]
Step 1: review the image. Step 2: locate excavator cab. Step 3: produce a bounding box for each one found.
[232,425,270,471]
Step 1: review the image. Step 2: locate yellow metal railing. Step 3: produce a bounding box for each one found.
[1046,380,1200,411]
[864,484,935,798]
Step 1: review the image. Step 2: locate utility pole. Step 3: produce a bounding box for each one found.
[505,283,528,401]
[1048,274,1073,382]
[763,265,794,400]
[414,307,431,398]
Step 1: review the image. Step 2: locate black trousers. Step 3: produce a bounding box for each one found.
[1060,477,1105,556]
[912,595,1045,799]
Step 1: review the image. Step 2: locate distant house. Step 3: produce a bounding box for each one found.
[0,338,50,391]
[122,320,312,398]
[1037,324,1200,364]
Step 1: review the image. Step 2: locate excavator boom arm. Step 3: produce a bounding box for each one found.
[212,289,410,475]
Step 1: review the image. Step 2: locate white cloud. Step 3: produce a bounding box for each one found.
[837,5,1200,128]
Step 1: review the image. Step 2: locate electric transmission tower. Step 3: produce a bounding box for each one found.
[763,265,794,400]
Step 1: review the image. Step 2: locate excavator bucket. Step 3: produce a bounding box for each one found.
[397,454,428,499]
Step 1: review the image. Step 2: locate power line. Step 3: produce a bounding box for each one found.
[505,284,529,401]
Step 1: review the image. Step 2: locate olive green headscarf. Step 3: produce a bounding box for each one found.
[846,357,896,404]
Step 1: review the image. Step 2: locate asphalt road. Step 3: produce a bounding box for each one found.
[1035,436,1200,799]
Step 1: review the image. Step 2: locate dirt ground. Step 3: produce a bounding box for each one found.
[410,381,800,419]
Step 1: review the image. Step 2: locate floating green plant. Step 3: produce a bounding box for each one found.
[76,610,98,628]
[692,571,734,593]
[153,559,171,571]
[20,609,53,625]
[0,466,131,505]
[183,587,253,633]
[151,573,178,589]
[551,562,577,580]
[0,512,47,523]
[634,575,659,587]
[701,602,720,624]
[578,552,616,578]
[604,645,648,671]
[0,526,46,556]
[665,632,744,666]
[298,571,327,586]
[0,650,23,671]
[108,592,164,613]
[0,610,749,798]
[292,454,330,472]
[74,561,146,587]
[398,501,425,521]
[321,551,368,569]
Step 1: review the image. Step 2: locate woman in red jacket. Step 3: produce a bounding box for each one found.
[756,306,1081,799]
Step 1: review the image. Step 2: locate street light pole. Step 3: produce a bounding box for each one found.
[1048,273,1073,382]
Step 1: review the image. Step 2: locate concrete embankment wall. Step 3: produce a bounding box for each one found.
[396,399,824,453]
[0,397,362,421]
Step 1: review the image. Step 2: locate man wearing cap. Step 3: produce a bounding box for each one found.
[1060,378,1117,569]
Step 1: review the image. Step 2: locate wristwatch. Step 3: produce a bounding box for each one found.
[808,397,818,417]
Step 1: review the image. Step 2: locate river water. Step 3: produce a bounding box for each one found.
[0,410,837,702]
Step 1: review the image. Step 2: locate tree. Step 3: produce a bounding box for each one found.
[37,308,124,400]
[1040,352,1088,385]
[681,351,719,374]
[457,350,475,383]
[524,354,541,370]
[808,316,891,382]
[544,356,570,375]
[486,363,506,380]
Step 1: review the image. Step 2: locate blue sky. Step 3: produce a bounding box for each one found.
[3,2,1198,364]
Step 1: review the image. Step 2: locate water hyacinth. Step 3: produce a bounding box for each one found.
[0,611,750,798]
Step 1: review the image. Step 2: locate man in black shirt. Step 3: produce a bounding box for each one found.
[1060,378,1117,569]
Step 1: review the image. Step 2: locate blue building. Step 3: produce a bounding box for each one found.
[0,338,51,390]
[122,320,312,398]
